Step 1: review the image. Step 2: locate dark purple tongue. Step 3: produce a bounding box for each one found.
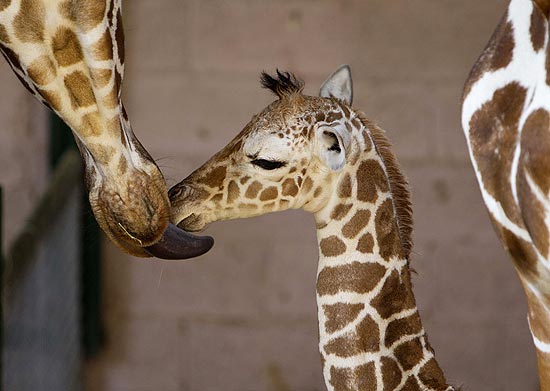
[145,223,214,259]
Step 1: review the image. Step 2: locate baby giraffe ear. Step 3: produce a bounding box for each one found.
[319,65,353,105]
[315,124,351,171]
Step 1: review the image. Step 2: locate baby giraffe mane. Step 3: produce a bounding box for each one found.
[260,70,305,100]
[357,112,414,259]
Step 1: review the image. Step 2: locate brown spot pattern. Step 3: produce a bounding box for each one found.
[534,0,550,15]
[342,209,371,239]
[317,261,386,296]
[103,86,118,109]
[314,186,323,198]
[323,303,364,334]
[245,181,262,198]
[326,111,343,122]
[418,358,447,389]
[198,166,226,189]
[0,0,10,12]
[27,55,57,85]
[384,311,423,347]
[264,201,276,210]
[330,203,353,221]
[338,173,352,198]
[58,1,75,20]
[90,68,112,88]
[64,71,96,108]
[463,11,512,98]
[520,110,550,195]
[490,21,515,70]
[211,193,223,204]
[394,337,424,371]
[324,315,380,357]
[282,178,298,196]
[329,362,376,391]
[381,356,402,391]
[500,226,539,278]
[81,111,103,137]
[117,156,127,175]
[470,83,527,227]
[320,236,347,257]
[227,180,240,204]
[73,0,106,31]
[0,24,9,43]
[14,0,45,43]
[91,30,114,61]
[518,110,550,257]
[371,269,416,319]
[356,233,375,254]
[303,177,314,193]
[354,363,377,391]
[90,144,115,165]
[52,28,84,67]
[401,377,422,391]
[357,159,389,203]
[316,221,328,230]
[531,4,546,51]
[259,186,278,201]
[375,199,402,260]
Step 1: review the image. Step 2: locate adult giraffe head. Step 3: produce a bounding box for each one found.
[170,66,456,391]
[0,0,213,259]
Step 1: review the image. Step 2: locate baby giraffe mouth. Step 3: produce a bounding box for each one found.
[176,213,209,232]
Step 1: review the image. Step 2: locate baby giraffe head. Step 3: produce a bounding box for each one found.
[170,66,411,259]
[169,66,355,229]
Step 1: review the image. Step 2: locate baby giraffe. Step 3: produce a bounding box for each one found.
[169,67,454,391]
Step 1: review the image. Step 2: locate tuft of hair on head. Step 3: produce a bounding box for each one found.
[260,69,305,100]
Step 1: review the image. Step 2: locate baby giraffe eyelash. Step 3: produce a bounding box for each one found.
[250,158,287,170]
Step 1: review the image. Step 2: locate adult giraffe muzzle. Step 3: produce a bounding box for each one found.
[0,0,213,259]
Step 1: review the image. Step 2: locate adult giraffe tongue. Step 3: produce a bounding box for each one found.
[145,223,214,260]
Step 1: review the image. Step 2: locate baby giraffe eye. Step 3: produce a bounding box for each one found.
[250,158,287,170]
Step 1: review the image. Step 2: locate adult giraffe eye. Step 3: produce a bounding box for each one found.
[251,159,286,170]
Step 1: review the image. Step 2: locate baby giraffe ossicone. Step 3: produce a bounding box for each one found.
[169,67,455,391]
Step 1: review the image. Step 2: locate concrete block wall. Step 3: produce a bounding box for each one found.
[0,62,48,249]
[0,1,532,390]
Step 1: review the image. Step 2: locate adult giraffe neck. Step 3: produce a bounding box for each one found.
[0,0,213,258]
[312,120,452,391]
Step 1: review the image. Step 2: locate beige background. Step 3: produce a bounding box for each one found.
[0,0,539,390]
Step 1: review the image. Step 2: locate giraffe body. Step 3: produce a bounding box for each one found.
[462,0,550,388]
[0,0,212,258]
[170,67,455,391]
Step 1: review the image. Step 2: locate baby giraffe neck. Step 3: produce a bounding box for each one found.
[313,147,451,390]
